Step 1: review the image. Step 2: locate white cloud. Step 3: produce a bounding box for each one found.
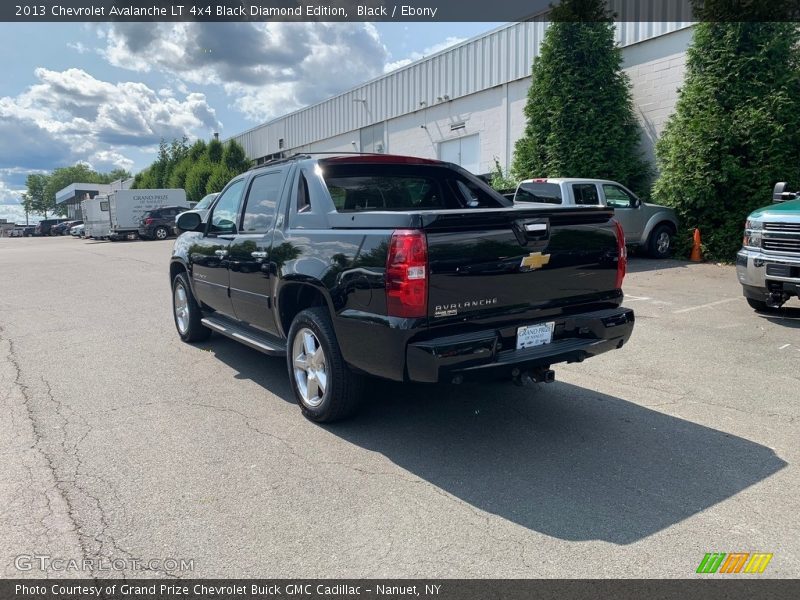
[98,22,390,122]
[384,37,467,73]
[67,41,89,54]
[0,176,29,224]
[0,67,222,213]
[1,67,221,158]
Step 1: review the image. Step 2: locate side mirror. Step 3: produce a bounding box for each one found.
[633,198,642,208]
[176,211,203,233]
[773,182,796,203]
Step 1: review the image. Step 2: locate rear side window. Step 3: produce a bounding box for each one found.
[515,182,562,204]
[572,183,600,205]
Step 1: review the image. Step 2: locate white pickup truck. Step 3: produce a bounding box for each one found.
[514,178,680,258]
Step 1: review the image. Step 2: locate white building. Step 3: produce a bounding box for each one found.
[230,20,695,177]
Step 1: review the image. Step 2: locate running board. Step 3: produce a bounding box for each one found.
[201,316,286,356]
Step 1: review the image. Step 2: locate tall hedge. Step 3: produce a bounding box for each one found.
[653,21,800,260]
[511,0,648,194]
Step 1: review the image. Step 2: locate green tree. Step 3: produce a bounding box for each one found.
[167,160,191,189]
[185,159,214,202]
[511,0,648,194]
[25,173,51,217]
[206,163,236,195]
[222,140,250,173]
[207,138,224,163]
[24,163,130,217]
[653,19,800,260]
[188,139,207,161]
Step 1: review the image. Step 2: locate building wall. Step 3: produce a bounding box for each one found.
[232,24,692,177]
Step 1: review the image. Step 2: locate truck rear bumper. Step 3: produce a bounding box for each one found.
[406,307,635,383]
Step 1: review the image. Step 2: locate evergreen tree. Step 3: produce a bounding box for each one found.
[188,140,207,161]
[223,140,250,173]
[206,163,236,195]
[185,159,214,202]
[653,18,800,259]
[167,161,191,190]
[207,138,224,163]
[511,0,648,194]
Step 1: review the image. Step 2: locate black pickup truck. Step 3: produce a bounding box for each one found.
[170,154,634,422]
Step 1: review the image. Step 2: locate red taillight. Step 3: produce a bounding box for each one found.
[145,218,154,225]
[385,229,428,318]
[613,218,627,289]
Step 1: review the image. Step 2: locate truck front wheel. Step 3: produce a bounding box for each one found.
[172,272,211,343]
[287,307,362,423]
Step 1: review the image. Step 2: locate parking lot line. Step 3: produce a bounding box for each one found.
[673,298,740,314]
[779,344,791,350]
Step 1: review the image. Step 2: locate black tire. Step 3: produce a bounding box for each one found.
[286,307,362,423]
[647,224,674,258]
[746,297,773,313]
[154,226,169,240]
[171,272,211,343]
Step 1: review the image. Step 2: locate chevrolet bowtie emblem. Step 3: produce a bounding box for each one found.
[520,252,551,270]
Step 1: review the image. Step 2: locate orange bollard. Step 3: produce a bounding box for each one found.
[689,228,702,262]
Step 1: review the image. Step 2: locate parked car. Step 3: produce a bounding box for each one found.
[175,193,218,233]
[70,223,85,237]
[514,178,679,258]
[22,226,35,237]
[138,205,188,240]
[51,220,82,235]
[9,226,24,237]
[737,182,800,311]
[170,154,634,422]
[34,218,69,236]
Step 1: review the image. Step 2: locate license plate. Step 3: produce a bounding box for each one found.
[516,322,554,350]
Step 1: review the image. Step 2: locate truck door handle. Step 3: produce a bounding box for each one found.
[215,249,228,257]
[251,251,268,259]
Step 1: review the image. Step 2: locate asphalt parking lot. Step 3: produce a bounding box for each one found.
[1,236,798,578]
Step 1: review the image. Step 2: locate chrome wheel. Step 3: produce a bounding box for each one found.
[292,328,327,408]
[155,227,168,240]
[173,282,190,335]
[656,231,670,255]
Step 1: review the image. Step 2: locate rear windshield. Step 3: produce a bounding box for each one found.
[320,163,509,212]
[515,182,562,205]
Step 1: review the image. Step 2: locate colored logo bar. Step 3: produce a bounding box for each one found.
[697,553,773,574]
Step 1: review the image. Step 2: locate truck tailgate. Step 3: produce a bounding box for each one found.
[421,206,621,322]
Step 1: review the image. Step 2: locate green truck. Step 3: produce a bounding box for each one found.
[737,182,800,310]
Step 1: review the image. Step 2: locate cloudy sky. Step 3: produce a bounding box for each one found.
[0,21,500,223]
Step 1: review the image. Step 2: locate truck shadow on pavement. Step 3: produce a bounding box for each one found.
[339,380,787,544]
[759,307,800,328]
[204,339,787,545]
